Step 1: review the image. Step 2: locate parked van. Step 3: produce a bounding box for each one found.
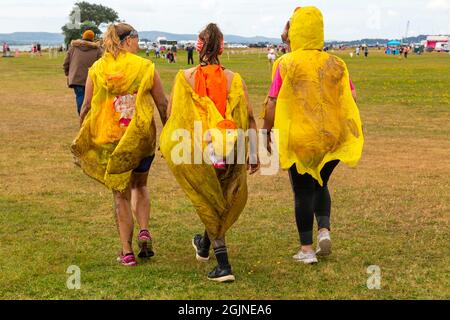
[435,42,449,52]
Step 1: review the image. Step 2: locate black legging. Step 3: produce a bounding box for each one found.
[288,161,339,246]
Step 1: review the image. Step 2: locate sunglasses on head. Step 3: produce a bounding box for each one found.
[120,30,139,41]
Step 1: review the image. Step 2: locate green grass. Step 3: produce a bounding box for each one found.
[0,49,449,300]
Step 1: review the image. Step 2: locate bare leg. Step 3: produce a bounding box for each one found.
[130,171,150,231]
[113,189,134,254]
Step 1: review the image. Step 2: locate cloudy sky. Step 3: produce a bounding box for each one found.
[0,0,449,40]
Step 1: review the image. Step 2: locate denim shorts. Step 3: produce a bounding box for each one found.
[133,155,155,173]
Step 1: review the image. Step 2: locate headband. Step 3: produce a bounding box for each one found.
[119,29,139,41]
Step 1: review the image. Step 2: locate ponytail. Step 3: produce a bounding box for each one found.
[103,23,135,59]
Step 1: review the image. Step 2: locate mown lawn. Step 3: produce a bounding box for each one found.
[0,49,449,299]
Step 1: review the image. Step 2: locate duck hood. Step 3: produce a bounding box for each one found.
[289,6,324,51]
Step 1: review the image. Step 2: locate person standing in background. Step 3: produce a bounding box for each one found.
[268,47,277,69]
[63,30,103,115]
[166,50,174,63]
[171,44,178,62]
[404,46,410,59]
[187,44,195,65]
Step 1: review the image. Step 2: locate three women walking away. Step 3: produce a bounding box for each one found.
[70,6,364,280]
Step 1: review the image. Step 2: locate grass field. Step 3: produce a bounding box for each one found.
[0,49,449,300]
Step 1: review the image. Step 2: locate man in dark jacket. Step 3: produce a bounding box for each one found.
[63,30,103,115]
[186,44,195,65]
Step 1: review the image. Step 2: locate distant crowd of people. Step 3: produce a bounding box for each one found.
[2,42,66,59]
[385,46,412,58]
[354,45,370,57]
[31,43,42,56]
[2,42,11,57]
[146,44,180,64]
[267,44,289,68]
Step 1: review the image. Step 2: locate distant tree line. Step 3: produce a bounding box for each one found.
[62,1,120,46]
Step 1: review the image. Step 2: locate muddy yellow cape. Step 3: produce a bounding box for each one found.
[160,71,249,239]
[71,52,157,192]
[273,7,364,185]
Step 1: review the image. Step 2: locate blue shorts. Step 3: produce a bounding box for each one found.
[133,155,155,173]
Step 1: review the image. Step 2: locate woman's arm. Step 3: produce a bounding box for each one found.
[79,75,93,127]
[262,97,277,154]
[242,79,260,175]
[150,70,169,126]
[263,63,282,134]
[262,97,276,132]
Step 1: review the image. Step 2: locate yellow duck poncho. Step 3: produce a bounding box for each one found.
[273,6,364,185]
[71,52,157,192]
[160,71,249,240]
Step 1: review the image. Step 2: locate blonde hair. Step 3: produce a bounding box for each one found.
[103,23,135,59]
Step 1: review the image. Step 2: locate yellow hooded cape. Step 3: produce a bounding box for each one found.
[160,71,249,239]
[71,52,157,192]
[274,6,364,185]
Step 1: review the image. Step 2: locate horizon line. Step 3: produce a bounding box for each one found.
[1,30,448,43]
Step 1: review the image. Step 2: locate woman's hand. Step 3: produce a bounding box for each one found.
[79,76,93,127]
[247,155,260,175]
[265,130,273,155]
[263,96,276,154]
